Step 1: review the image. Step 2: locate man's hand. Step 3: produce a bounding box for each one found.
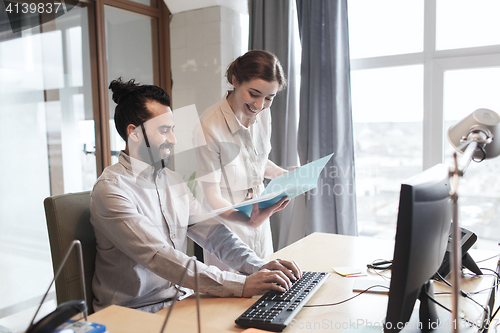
[242,259,302,297]
[247,197,289,228]
[261,259,302,282]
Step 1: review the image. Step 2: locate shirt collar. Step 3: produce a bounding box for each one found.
[220,92,258,134]
[119,151,156,181]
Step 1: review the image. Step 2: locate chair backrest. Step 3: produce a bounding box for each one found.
[44,191,96,314]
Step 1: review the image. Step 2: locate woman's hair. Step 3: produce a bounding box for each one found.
[109,78,171,141]
[226,50,287,91]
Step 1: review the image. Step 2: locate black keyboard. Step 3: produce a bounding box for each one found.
[235,271,330,332]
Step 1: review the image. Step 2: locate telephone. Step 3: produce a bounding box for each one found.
[436,225,482,279]
[25,300,87,333]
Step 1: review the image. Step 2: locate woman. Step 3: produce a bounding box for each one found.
[196,50,292,271]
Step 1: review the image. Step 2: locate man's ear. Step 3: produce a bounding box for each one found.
[127,124,140,142]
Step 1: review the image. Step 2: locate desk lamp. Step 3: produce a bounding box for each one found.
[447,108,500,333]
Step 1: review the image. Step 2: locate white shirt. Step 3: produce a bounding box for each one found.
[90,151,265,312]
[196,93,272,204]
[195,94,274,268]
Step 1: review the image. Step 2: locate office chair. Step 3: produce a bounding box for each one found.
[44,191,96,314]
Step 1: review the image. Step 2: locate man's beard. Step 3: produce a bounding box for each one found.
[137,142,172,169]
[158,142,172,168]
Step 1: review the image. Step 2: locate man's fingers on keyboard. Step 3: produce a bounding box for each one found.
[266,259,300,281]
[264,270,291,289]
[282,260,302,279]
[266,282,286,293]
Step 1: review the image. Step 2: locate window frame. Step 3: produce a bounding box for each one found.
[87,0,171,173]
[349,0,500,170]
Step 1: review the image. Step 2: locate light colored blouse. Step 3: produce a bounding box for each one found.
[196,93,272,205]
[195,94,274,268]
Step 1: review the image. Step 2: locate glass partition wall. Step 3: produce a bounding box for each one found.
[0,0,170,330]
[0,4,96,324]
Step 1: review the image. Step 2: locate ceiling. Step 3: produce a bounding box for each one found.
[163,0,248,14]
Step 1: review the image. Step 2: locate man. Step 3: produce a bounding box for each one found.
[90,78,301,312]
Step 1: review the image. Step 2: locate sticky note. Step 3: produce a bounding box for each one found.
[332,267,364,277]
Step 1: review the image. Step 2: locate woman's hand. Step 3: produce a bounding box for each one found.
[247,197,289,228]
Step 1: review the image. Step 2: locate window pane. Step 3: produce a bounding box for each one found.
[443,67,500,248]
[0,5,96,328]
[436,0,500,50]
[104,6,156,163]
[348,0,423,59]
[352,65,423,238]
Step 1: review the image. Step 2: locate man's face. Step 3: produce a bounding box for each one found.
[132,101,176,167]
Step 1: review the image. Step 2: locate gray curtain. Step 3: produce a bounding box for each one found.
[296,0,357,236]
[249,0,357,248]
[249,0,302,250]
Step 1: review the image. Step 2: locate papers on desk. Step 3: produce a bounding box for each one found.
[210,153,334,217]
[352,279,390,294]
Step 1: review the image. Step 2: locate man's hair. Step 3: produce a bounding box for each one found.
[226,50,287,91]
[109,78,171,141]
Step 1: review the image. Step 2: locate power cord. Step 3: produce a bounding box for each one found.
[434,269,495,332]
[424,288,484,331]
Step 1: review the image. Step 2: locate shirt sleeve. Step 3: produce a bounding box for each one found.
[185,188,265,274]
[90,178,250,297]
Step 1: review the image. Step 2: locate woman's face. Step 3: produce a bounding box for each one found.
[229,78,280,120]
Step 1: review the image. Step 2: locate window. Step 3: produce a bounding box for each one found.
[0,0,171,329]
[348,0,500,248]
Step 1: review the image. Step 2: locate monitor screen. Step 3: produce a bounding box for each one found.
[385,163,452,333]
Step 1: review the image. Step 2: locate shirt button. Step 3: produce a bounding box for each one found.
[171,233,175,238]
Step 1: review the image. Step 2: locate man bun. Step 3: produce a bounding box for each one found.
[109,77,171,142]
[109,78,140,105]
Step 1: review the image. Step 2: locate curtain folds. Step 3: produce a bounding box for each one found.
[249,0,357,248]
[296,0,357,236]
[249,0,301,250]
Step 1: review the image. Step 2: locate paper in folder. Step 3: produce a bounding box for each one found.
[220,153,334,217]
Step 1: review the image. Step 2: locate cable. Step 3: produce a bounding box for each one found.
[434,271,452,287]
[435,269,499,296]
[303,284,390,308]
[480,267,500,281]
[367,259,393,270]
[480,267,500,322]
[460,290,490,323]
[435,268,494,329]
[368,268,391,281]
[366,259,393,280]
[424,288,483,330]
[467,269,500,295]
[476,255,500,264]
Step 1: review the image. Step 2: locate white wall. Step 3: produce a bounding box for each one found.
[169,5,247,113]
[169,4,248,196]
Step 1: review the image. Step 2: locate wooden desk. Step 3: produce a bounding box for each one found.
[89,233,499,333]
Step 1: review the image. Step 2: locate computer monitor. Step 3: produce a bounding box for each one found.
[385,163,452,333]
